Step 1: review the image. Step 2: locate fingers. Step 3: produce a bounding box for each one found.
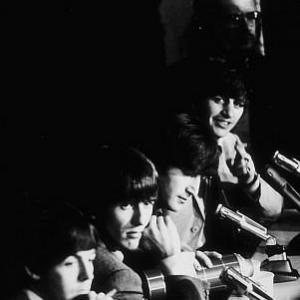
[203,251,222,259]
[235,138,248,156]
[144,214,181,257]
[157,215,168,237]
[195,250,213,268]
[148,215,169,235]
[147,215,159,236]
[193,257,203,272]
[232,140,257,182]
[94,289,116,300]
[96,292,105,299]
[111,250,124,262]
[88,291,97,300]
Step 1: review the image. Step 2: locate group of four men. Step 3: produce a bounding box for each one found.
[9,0,284,299]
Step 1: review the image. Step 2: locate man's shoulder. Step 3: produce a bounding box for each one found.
[94,245,143,294]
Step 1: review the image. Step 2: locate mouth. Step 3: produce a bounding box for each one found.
[177,195,190,204]
[214,118,232,129]
[126,230,142,239]
[76,289,91,296]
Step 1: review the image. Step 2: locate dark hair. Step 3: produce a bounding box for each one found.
[22,201,98,275]
[87,145,159,215]
[151,115,219,177]
[189,65,250,117]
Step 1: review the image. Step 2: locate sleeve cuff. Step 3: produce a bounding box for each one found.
[160,252,197,277]
[244,173,261,200]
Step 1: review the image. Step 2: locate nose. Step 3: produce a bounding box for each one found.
[186,186,196,198]
[78,258,94,282]
[131,202,149,226]
[221,100,235,118]
[240,16,256,36]
[186,176,200,198]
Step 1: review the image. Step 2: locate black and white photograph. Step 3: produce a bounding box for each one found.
[2,0,300,299]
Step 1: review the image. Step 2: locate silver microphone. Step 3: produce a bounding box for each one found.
[265,165,300,211]
[216,204,273,241]
[222,267,274,300]
[273,150,300,177]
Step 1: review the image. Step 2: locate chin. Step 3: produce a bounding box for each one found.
[214,130,228,139]
[171,204,183,213]
[122,239,140,250]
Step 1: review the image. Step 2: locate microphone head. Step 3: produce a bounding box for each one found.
[273,150,300,175]
[215,203,224,216]
[265,165,287,188]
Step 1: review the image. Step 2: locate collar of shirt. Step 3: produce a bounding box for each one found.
[25,290,43,300]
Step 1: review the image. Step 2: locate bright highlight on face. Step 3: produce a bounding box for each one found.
[206,95,245,139]
[42,249,96,300]
[160,168,201,213]
[106,199,155,250]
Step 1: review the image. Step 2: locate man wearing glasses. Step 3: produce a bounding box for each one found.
[216,0,264,60]
[185,0,264,68]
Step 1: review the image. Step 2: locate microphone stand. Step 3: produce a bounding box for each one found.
[216,204,299,283]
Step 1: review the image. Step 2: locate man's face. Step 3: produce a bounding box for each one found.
[43,249,96,300]
[217,0,260,53]
[106,200,154,250]
[159,168,200,213]
[206,96,245,138]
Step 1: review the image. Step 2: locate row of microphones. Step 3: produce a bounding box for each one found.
[222,267,274,300]
[216,204,300,282]
[264,150,300,212]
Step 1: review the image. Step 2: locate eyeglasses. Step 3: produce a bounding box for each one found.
[223,11,261,27]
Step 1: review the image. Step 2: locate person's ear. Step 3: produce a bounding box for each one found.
[25,266,41,280]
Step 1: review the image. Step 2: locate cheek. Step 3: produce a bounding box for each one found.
[145,205,154,220]
[233,109,244,123]
[207,103,221,119]
[110,211,126,231]
[46,269,75,299]
[168,179,183,197]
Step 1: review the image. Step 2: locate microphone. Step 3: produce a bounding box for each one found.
[265,165,300,211]
[216,204,273,241]
[221,267,274,300]
[273,151,300,177]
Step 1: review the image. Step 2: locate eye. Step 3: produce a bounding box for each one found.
[246,11,261,21]
[230,14,242,22]
[233,99,246,108]
[120,203,132,210]
[211,96,225,104]
[144,199,155,206]
[224,13,242,25]
[63,256,77,266]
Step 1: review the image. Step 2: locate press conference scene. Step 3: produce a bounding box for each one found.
[2,0,300,299]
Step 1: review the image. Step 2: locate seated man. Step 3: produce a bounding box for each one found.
[149,120,225,259]
[82,145,207,300]
[8,199,113,300]
[170,66,283,256]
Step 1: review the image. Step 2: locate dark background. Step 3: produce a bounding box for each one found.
[2,0,300,204]
[1,1,300,297]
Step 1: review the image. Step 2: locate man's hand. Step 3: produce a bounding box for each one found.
[88,289,116,300]
[231,139,256,185]
[74,289,116,300]
[142,214,181,258]
[195,250,222,269]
